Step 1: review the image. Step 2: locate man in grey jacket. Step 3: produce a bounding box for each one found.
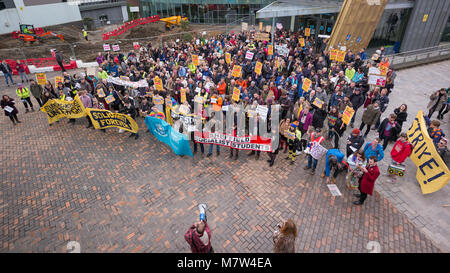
[29,79,44,108]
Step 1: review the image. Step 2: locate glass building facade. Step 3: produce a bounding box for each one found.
[140,0,272,24]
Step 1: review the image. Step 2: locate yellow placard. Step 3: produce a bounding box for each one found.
[181,88,186,103]
[336,50,346,63]
[232,65,242,78]
[232,87,240,102]
[153,96,164,105]
[255,61,262,75]
[154,76,163,91]
[40,94,87,124]
[165,97,173,109]
[259,22,263,31]
[302,78,312,92]
[297,103,303,120]
[265,25,271,33]
[192,54,199,66]
[86,108,138,133]
[54,76,63,86]
[299,38,305,47]
[104,94,115,104]
[305,28,310,37]
[341,106,355,125]
[268,44,273,55]
[330,49,338,61]
[408,111,450,194]
[379,65,388,76]
[225,52,231,64]
[97,88,106,98]
[36,73,47,85]
[422,14,428,22]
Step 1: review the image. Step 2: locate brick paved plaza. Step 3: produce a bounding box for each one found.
[1,62,448,253]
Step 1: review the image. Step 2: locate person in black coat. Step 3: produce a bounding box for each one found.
[393,104,408,129]
[378,113,401,150]
[346,128,365,157]
[1,95,21,125]
[54,50,66,72]
[331,111,347,149]
[311,103,328,130]
[349,88,365,128]
[119,99,139,139]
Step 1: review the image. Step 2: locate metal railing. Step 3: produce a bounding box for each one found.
[386,43,450,69]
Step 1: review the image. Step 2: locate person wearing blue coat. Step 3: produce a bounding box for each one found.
[363,138,384,162]
[321,149,346,183]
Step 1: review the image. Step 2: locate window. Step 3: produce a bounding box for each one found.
[0,1,6,10]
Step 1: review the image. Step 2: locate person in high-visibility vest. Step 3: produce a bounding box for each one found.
[16,83,34,113]
[82,29,88,41]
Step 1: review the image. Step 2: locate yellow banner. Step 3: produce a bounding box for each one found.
[407,111,450,194]
[40,95,86,124]
[86,108,138,133]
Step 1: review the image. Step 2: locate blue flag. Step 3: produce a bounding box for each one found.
[145,116,193,157]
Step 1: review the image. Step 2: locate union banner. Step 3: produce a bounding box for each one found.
[40,95,86,124]
[86,109,139,133]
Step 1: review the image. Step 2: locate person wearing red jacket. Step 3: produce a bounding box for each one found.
[184,220,213,253]
[390,132,412,164]
[353,156,380,205]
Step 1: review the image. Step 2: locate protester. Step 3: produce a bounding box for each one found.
[428,120,445,144]
[363,138,384,162]
[15,83,34,113]
[0,61,15,87]
[286,121,302,165]
[321,148,346,184]
[29,79,44,108]
[353,156,380,206]
[273,219,297,253]
[304,128,324,174]
[378,113,400,150]
[346,128,365,157]
[119,100,139,139]
[360,101,381,137]
[437,88,449,120]
[393,104,408,130]
[1,95,21,125]
[436,138,449,168]
[427,88,448,119]
[15,60,29,83]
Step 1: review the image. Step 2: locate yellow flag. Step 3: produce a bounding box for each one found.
[407,111,450,194]
[40,95,86,124]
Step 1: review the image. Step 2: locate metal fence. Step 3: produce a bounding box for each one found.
[0,16,251,64]
[386,43,450,69]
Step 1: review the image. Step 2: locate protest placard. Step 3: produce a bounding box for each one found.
[256,105,268,117]
[180,88,187,103]
[302,78,312,92]
[305,28,310,37]
[254,32,270,41]
[154,76,163,91]
[241,22,248,32]
[232,87,240,101]
[35,73,47,85]
[275,45,289,57]
[112,44,120,52]
[192,54,199,66]
[330,49,338,61]
[225,52,231,64]
[232,65,242,78]
[268,44,273,55]
[255,61,262,75]
[245,51,254,60]
[133,42,140,50]
[97,88,106,98]
[327,184,342,196]
[313,98,324,109]
[336,50,346,62]
[299,37,305,47]
[103,44,110,51]
[54,76,63,86]
[104,94,115,104]
[342,106,355,125]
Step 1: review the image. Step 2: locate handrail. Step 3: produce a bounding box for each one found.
[387,43,450,69]
[386,43,450,57]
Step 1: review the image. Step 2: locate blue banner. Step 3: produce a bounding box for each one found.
[145,116,193,157]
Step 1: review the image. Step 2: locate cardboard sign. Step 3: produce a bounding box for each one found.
[302,78,312,92]
[268,44,273,55]
[103,44,110,51]
[336,50,346,63]
[112,44,120,52]
[379,65,388,76]
[313,98,324,109]
[255,61,262,75]
[133,42,140,50]
[180,88,187,103]
[35,73,47,85]
[245,51,254,60]
[305,28,310,37]
[342,106,355,125]
[232,87,240,101]
[97,88,106,98]
[254,32,270,41]
[241,22,248,32]
[154,76,163,91]
[54,76,63,86]
[330,49,338,61]
[232,65,242,78]
[310,143,328,160]
[225,52,231,64]
[192,54,199,66]
[104,94,115,104]
[299,37,305,47]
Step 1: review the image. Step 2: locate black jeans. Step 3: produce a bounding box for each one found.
[194,142,204,153]
[34,96,43,107]
[334,133,341,149]
[8,113,19,123]
[380,135,390,150]
[57,61,66,72]
[358,182,368,204]
[21,97,33,109]
[359,122,371,136]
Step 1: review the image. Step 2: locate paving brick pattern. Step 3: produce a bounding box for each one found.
[0,71,442,253]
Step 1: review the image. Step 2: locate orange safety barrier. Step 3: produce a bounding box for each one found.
[102,15,160,41]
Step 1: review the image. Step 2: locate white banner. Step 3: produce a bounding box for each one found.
[106,76,148,88]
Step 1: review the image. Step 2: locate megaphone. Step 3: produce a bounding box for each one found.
[198,203,207,222]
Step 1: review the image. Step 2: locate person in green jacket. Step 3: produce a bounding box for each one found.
[16,83,34,113]
[285,121,302,165]
[82,29,88,41]
[98,67,109,80]
[345,64,356,82]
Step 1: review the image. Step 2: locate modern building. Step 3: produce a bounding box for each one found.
[78,0,129,29]
[0,0,82,35]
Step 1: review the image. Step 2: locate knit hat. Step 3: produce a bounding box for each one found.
[352,128,360,135]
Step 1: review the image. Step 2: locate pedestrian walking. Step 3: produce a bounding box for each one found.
[0,60,15,87]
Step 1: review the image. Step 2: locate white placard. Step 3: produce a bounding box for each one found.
[103,44,110,51]
[210,98,217,104]
[368,67,386,85]
[222,105,229,111]
[327,184,342,196]
[309,143,328,160]
[130,6,139,12]
[195,87,201,94]
[112,44,120,52]
[276,23,283,30]
[256,105,268,117]
[275,45,289,57]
